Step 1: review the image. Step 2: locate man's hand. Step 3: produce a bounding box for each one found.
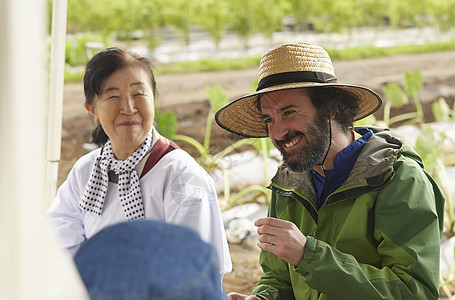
[228,292,260,300]
[255,217,307,266]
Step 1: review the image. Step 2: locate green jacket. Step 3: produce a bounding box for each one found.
[253,128,444,300]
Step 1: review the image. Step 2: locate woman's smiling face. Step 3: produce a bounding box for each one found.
[86,64,155,160]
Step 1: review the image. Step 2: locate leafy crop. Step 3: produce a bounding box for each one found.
[58,0,455,54]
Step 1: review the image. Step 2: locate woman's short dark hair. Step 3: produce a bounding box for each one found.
[83,47,157,146]
[305,87,359,132]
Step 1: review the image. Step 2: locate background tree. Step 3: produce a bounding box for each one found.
[194,0,230,48]
[428,0,455,33]
[227,0,284,48]
[162,0,197,46]
[60,0,455,62]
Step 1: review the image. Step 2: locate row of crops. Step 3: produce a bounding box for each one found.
[59,0,455,49]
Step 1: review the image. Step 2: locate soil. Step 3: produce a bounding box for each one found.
[60,50,455,295]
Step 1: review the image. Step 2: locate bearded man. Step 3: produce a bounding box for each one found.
[215,42,444,300]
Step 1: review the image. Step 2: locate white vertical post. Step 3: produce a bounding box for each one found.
[0,0,88,299]
[46,0,68,209]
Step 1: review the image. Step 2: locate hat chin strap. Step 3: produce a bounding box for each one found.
[317,116,332,200]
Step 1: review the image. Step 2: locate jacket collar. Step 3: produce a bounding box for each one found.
[271,127,403,194]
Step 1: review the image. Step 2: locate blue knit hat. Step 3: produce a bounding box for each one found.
[74,219,228,300]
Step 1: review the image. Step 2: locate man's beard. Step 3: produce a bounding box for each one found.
[275,113,331,173]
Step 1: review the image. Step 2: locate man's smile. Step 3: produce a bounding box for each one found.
[276,131,305,152]
[284,136,303,149]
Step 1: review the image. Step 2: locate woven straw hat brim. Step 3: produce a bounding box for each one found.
[215,42,382,138]
[215,83,382,138]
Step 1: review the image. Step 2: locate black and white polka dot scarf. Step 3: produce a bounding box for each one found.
[78,130,153,220]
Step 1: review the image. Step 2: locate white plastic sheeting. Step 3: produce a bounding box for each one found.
[222,203,268,244]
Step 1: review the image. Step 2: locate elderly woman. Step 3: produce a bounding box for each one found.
[47,48,231,276]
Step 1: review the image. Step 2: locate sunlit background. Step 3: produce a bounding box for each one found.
[2,0,455,298]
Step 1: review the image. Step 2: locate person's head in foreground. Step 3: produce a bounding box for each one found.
[74,219,228,300]
[216,42,444,300]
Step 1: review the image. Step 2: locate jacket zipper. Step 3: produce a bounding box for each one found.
[269,185,319,224]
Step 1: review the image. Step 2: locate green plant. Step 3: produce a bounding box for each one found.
[217,138,276,210]
[432,97,455,122]
[221,184,271,211]
[173,84,254,171]
[226,0,284,48]
[154,109,178,139]
[63,0,455,58]
[381,81,411,126]
[193,0,229,47]
[64,65,84,83]
[380,70,424,127]
[65,32,109,67]
[440,272,455,299]
[251,138,276,186]
[403,70,425,124]
[169,84,276,210]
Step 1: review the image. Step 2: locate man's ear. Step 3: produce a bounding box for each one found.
[85,102,100,123]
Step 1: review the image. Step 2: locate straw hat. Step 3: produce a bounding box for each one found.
[215,42,382,138]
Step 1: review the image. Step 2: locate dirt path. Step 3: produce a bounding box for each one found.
[63,50,455,113]
[152,50,455,107]
[61,50,455,295]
